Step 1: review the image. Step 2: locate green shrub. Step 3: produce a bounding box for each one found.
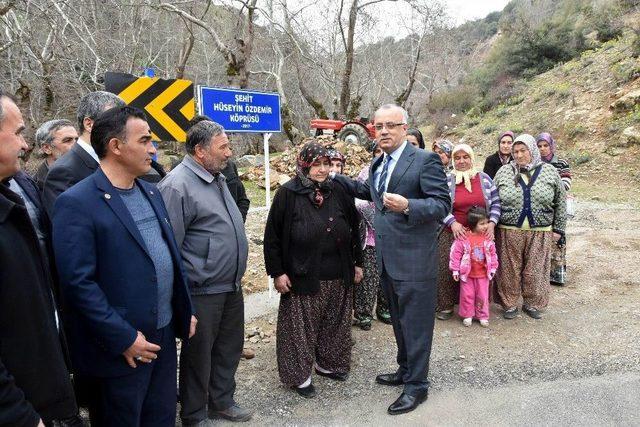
[565,123,589,139]
[594,11,624,43]
[427,86,478,114]
[495,107,509,118]
[632,30,640,58]
[481,124,498,135]
[572,151,592,165]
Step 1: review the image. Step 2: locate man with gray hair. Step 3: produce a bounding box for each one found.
[32,119,78,189]
[42,90,124,215]
[158,120,251,425]
[0,89,81,426]
[332,104,450,415]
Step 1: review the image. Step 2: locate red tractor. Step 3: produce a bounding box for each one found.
[310,117,375,146]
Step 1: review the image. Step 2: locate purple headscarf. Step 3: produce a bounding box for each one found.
[536,132,556,162]
[498,131,515,146]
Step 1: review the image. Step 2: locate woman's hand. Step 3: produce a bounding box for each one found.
[485,222,496,240]
[452,272,460,282]
[354,266,363,284]
[552,232,561,242]
[451,221,468,240]
[274,274,292,294]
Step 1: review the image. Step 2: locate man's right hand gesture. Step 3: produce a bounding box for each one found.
[123,331,161,368]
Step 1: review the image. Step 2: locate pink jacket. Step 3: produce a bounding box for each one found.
[449,236,499,282]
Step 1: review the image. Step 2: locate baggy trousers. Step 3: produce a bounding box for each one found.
[496,228,553,310]
[380,269,436,395]
[276,279,353,387]
[179,290,244,425]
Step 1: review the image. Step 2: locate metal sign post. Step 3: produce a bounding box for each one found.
[263,132,274,298]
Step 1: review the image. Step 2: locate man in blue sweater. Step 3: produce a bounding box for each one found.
[52,106,196,426]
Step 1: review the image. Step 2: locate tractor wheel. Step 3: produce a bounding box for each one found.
[337,123,370,146]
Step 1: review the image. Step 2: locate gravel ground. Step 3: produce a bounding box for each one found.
[224,200,640,425]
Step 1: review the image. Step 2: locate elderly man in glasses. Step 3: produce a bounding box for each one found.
[332,104,450,415]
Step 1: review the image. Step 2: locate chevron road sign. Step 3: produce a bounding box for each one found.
[105,72,195,142]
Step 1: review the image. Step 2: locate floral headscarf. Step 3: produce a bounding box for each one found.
[510,134,543,184]
[451,144,478,193]
[326,148,346,173]
[296,141,332,207]
[536,132,556,163]
[432,139,454,158]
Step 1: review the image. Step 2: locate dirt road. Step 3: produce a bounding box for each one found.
[227,200,640,425]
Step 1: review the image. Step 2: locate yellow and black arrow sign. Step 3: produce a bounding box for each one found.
[105,72,194,142]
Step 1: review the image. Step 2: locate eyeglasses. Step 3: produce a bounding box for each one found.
[373,122,406,131]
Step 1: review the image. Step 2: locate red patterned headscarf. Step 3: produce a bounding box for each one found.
[296,141,332,207]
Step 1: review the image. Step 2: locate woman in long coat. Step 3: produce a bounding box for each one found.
[264,141,363,398]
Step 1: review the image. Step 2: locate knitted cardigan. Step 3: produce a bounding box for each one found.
[493,163,567,234]
[443,171,501,226]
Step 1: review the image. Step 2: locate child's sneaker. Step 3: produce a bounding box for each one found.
[480,319,489,328]
[463,318,472,327]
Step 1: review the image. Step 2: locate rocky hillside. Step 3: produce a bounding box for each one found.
[447,20,640,204]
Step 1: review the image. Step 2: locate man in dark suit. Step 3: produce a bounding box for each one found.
[0,90,80,426]
[42,91,125,216]
[333,104,450,415]
[52,105,196,426]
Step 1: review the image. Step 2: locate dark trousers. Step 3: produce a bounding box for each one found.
[380,270,436,395]
[82,322,177,427]
[179,290,244,425]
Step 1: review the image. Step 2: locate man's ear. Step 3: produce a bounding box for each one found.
[83,117,94,134]
[193,144,203,159]
[107,137,121,156]
[41,144,53,156]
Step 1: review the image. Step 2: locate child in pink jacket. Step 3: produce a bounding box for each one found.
[449,206,499,327]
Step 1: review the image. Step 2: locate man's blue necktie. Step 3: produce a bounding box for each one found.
[377,155,390,196]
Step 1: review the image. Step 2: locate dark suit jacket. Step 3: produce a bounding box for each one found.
[334,143,451,282]
[223,160,250,222]
[42,142,98,217]
[13,171,63,299]
[33,160,49,191]
[51,169,193,378]
[0,183,77,426]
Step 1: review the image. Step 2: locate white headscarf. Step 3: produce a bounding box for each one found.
[510,134,544,184]
[452,144,478,193]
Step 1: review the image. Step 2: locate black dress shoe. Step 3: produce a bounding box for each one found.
[375,373,404,386]
[314,368,348,381]
[388,391,429,415]
[292,383,316,398]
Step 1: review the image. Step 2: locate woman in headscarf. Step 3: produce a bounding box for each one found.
[264,141,363,398]
[483,131,514,179]
[353,142,391,330]
[327,148,346,175]
[493,134,566,320]
[436,144,501,320]
[537,132,572,286]
[406,128,425,149]
[432,139,454,172]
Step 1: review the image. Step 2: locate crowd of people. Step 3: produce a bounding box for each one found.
[0,90,571,426]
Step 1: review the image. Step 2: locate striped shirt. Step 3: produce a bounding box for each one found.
[443,171,501,226]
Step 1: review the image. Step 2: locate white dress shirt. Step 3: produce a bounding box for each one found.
[76,137,100,164]
[374,140,407,193]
